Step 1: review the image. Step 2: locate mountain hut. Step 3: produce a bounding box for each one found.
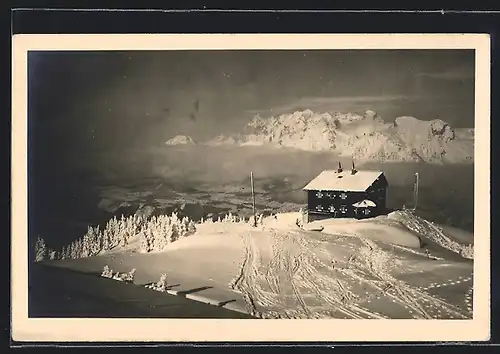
[302,162,388,222]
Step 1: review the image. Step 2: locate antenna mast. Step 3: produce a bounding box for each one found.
[413,172,419,211]
[250,172,257,227]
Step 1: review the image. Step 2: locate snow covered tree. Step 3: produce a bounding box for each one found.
[102,229,110,252]
[143,229,155,253]
[81,233,89,258]
[101,265,113,278]
[177,217,186,237]
[165,226,174,244]
[89,226,100,256]
[461,245,474,259]
[70,241,77,259]
[153,228,167,251]
[59,246,66,260]
[48,249,56,260]
[156,273,168,292]
[54,212,198,256]
[34,236,47,262]
[188,220,196,233]
[76,239,84,258]
[123,268,136,283]
[139,231,149,253]
[65,245,71,259]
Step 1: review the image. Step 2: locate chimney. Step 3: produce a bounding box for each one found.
[337,161,343,173]
[351,161,357,175]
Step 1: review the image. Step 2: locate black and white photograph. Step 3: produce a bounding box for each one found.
[11,34,490,342]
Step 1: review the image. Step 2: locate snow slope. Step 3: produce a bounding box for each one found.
[203,109,474,164]
[49,210,473,320]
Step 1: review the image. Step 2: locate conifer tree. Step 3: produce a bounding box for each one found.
[101,265,113,278]
[71,241,78,259]
[165,226,174,244]
[140,231,151,253]
[147,229,155,252]
[188,220,196,233]
[34,236,47,262]
[60,246,66,260]
[102,229,110,251]
[74,239,80,259]
[153,227,165,251]
[123,268,136,283]
[156,273,168,292]
[81,233,89,258]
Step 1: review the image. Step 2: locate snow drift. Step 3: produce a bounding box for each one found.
[203,109,474,164]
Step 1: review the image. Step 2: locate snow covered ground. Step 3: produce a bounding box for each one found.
[46,210,473,320]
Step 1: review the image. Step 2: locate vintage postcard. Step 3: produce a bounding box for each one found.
[11,33,490,342]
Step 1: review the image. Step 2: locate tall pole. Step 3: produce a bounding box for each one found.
[250,172,257,227]
[413,172,419,211]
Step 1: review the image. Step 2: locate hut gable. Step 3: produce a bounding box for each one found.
[303,169,385,192]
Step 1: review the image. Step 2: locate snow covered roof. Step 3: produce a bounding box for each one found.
[303,169,385,192]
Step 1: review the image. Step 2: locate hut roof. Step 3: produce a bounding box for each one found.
[303,169,385,192]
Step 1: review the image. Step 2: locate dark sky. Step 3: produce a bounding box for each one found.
[28,49,475,158]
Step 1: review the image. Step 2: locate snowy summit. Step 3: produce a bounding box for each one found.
[165,135,196,145]
[204,109,474,164]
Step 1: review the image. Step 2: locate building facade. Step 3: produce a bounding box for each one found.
[303,164,388,222]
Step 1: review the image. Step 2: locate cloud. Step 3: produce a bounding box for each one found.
[246,95,421,116]
[415,67,475,81]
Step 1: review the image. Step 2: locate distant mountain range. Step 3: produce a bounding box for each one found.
[165,109,474,164]
[165,135,196,145]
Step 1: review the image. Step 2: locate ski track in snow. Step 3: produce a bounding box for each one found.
[229,226,471,319]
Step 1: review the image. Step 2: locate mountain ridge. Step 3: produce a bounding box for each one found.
[167,109,474,164]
